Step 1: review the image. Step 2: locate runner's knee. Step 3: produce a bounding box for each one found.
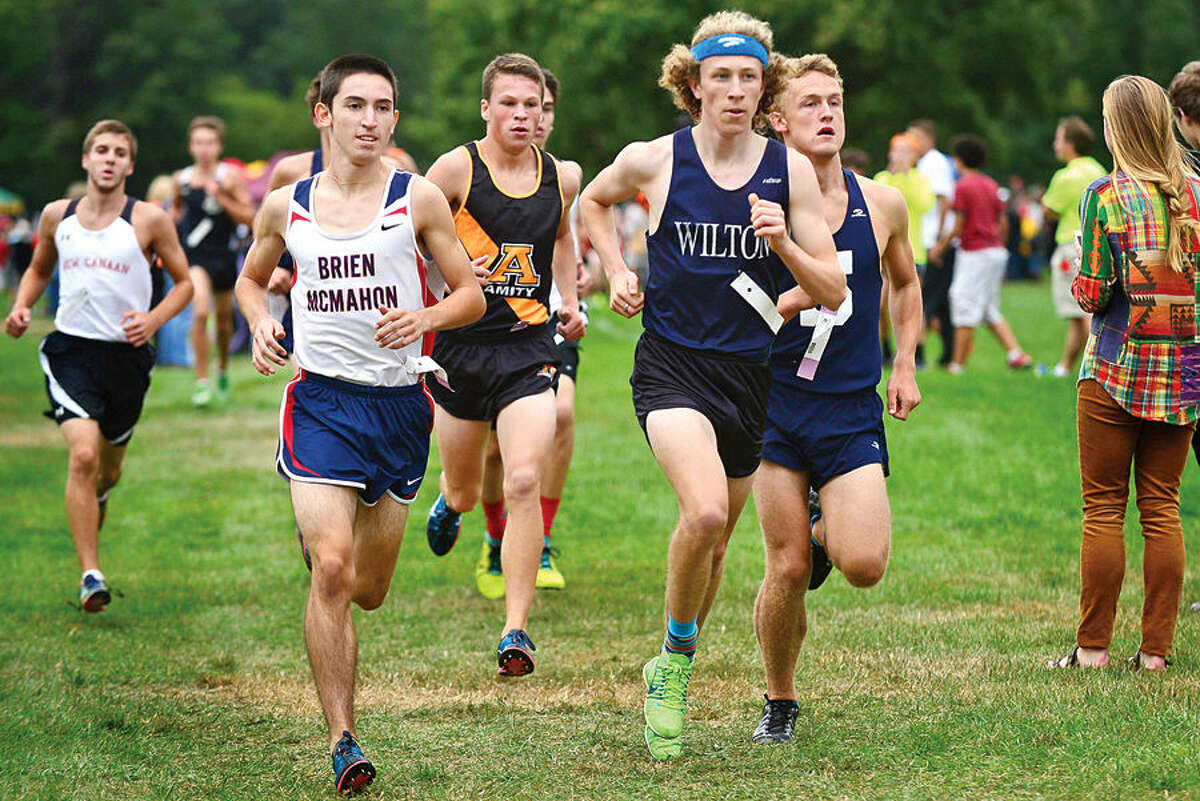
[680,503,727,542]
[442,482,479,513]
[311,549,355,599]
[97,463,122,492]
[502,464,539,504]
[765,543,811,592]
[839,549,888,588]
[68,445,101,478]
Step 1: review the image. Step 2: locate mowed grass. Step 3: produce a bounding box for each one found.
[1,280,1198,801]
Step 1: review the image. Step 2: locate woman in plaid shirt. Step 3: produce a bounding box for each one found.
[1056,75,1200,671]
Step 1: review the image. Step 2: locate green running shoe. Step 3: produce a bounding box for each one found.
[643,651,693,738]
[474,537,505,599]
[215,372,231,403]
[643,725,682,761]
[191,381,212,408]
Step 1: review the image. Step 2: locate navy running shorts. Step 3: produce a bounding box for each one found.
[761,364,889,489]
[631,330,770,479]
[276,371,434,505]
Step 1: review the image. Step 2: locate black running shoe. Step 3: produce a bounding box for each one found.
[752,694,799,744]
[808,489,832,590]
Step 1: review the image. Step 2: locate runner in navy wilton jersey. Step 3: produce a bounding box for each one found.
[580,11,845,760]
[751,54,922,746]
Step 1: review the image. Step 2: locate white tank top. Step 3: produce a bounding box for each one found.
[285,170,440,386]
[54,197,153,343]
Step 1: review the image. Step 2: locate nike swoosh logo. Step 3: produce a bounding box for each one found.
[406,477,422,486]
[381,221,405,231]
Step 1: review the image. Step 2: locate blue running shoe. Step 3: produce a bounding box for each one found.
[332,730,375,795]
[297,527,312,572]
[79,574,111,613]
[426,493,462,556]
[808,489,832,590]
[497,628,536,676]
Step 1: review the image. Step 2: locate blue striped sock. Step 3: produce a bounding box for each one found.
[663,614,697,658]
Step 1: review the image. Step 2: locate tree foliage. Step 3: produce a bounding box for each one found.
[3,0,1199,209]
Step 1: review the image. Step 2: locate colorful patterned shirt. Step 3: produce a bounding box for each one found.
[1072,171,1200,423]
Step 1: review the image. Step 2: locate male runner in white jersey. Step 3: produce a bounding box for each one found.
[475,66,590,597]
[580,12,844,760]
[173,116,255,406]
[236,54,485,795]
[751,54,922,744]
[423,53,584,677]
[5,119,194,612]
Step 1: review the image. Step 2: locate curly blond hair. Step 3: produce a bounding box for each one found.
[657,10,786,133]
[770,53,843,114]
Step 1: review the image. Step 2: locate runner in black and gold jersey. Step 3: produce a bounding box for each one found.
[424,53,584,677]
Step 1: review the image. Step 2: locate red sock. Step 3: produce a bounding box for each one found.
[540,496,560,540]
[483,499,506,541]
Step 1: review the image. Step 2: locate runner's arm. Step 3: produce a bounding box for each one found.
[553,162,584,340]
[766,148,844,309]
[216,168,256,227]
[235,188,290,374]
[4,201,64,338]
[579,142,658,318]
[121,205,193,347]
[380,176,485,346]
[875,185,922,420]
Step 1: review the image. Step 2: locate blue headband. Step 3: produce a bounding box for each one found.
[690,34,769,66]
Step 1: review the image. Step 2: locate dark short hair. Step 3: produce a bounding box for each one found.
[840,147,870,173]
[305,74,322,115]
[951,133,988,168]
[908,118,937,140]
[1168,60,1200,119]
[188,115,225,145]
[319,54,398,109]
[541,68,560,103]
[482,53,543,102]
[1058,115,1095,156]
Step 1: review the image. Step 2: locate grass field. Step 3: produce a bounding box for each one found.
[2,280,1198,801]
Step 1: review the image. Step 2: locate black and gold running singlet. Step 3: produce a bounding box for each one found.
[444,141,562,341]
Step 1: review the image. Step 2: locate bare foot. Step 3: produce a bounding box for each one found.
[1076,646,1108,668]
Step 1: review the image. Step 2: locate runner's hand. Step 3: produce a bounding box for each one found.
[557,304,586,341]
[748,193,788,251]
[120,311,156,347]
[250,316,288,375]
[609,269,643,318]
[268,266,292,295]
[471,254,492,288]
[886,366,922,421]
[376,306,429,349]
[4,306,31,338]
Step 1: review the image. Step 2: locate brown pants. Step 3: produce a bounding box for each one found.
[1076,379,1195,657]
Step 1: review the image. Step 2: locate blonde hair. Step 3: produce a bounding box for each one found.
[658,10,786,132]
[83,119,137,162]
[146,174,176,206]
[1102,75,1200,272]
[771,53,843,113]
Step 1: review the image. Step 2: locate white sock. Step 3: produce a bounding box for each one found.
[82,568,105,583]
[97,490,110,503]
[1006,348,1023,361]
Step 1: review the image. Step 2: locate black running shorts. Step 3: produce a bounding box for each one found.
[630,330,770,478]
[38,331,155,445]
[430,328,561,422]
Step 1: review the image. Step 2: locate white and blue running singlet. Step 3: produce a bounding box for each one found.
[644,127,790,361]
[284,169,440,386]
[771,169,882,393]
